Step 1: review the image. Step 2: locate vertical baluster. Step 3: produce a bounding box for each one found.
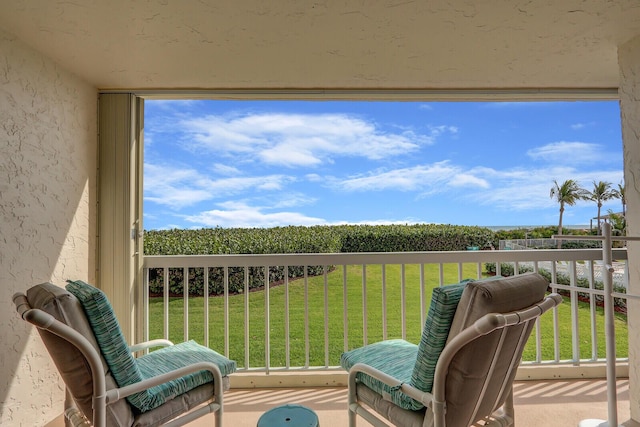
[420,263,426,328]
[551,261,561,363]
[163,267,169,341]
[224,266,229,358]
[324,265,329,368]
[382,264,387,340]
[587,260,598,361]
[143,268,149,349]
[285,265,290,369]
[264,265,270,373]
[244,267,249,370]
[183,267,189,342]
[401,264,406,340]
[362,264,368,346]
[304,266,310,368]
[569,261,580,363]
[343,265,348,353]
[204,267,209,348]
[533,261,542,363]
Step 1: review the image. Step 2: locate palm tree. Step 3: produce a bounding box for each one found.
[613,181,626,218]
[549,179,585,246]
[584,180,618,235]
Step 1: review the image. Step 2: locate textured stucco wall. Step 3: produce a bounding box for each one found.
[619,34,640,423]
[0,29,97,425]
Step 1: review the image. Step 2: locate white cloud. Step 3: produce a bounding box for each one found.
[271,193,317,209]
[429,125,459,137]
[184,201,326,228]
[466,166,624,211]
[182,201,424,228]
[449,174,490,188]
[177,112,440,167]
[335,162,489,193]
[527,141,607,165]
[571,121,596,130]
[211,163,242,176]
[144,163,294,209]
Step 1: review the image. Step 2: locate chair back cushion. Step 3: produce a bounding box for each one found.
[65,280,145,390]
[443,273,549,426]
[66,279,237,413]
[26,282,134,426]
[409,281,467,394]
[410,275,504,394]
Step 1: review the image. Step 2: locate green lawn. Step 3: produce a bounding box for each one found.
[147,264,628,368]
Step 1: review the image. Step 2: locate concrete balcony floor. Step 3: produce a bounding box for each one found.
[187,379,633,427]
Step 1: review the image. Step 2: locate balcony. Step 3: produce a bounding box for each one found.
[139,247,632,425]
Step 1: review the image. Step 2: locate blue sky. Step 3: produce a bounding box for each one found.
[143,100,624,230]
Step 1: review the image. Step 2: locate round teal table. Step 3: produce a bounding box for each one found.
[257,404,319,427]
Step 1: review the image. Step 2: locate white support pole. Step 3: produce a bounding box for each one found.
[556,224,637,427]
[578,223,620,427]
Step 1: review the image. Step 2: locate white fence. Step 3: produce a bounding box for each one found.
[143,248,629,373]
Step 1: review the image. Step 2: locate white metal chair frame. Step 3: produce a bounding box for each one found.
[13,292,226,427]
[347,293,563,427]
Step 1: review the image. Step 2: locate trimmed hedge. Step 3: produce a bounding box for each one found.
[144,224,494,296]
[144,224,604,298]
[338,224,494,252]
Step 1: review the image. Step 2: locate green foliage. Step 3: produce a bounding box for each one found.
[144,226,343,296]
[337,224,495,252]
[490,226,599,249]
[607,209,626,237]
[144,224,495,296]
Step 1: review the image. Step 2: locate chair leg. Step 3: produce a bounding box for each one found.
[503,389,515,424]
[347,370,358,427]
[484,390,515,427]
[348,405,357,427]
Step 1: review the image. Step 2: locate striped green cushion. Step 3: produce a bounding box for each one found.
[135,340,237,411]
[340,339,422,410]
[65,280,144,394]
[410,281,468,394]
[66,280,237,413]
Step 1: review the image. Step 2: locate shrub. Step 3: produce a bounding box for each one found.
[144,224,495,296]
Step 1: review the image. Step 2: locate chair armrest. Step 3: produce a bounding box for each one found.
[348,362,434,406]
[105,361,224,404]
[129,339,174,354]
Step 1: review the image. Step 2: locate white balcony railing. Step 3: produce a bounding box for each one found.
[143,248,629,375]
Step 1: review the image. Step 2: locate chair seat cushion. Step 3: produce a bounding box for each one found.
[341,339,422,410]
[133,340,237,411]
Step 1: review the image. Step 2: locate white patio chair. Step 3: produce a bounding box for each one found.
[14,280,236,427]
[342,273,562,427]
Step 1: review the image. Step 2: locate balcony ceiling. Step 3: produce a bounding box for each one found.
[1,1,640,94]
